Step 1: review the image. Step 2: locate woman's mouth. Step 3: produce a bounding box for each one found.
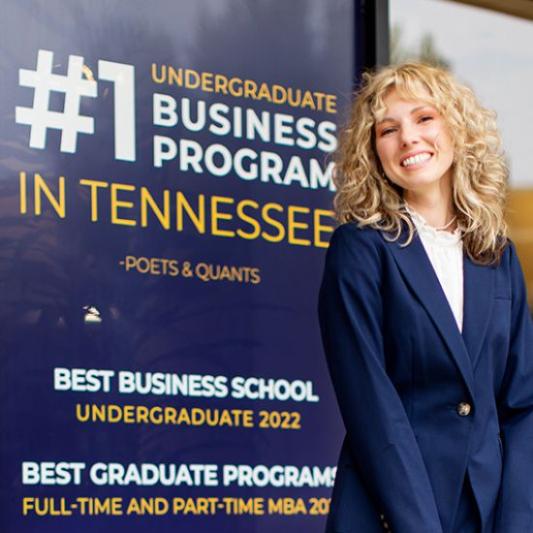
[401,152,433,168]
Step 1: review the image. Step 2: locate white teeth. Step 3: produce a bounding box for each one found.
[402,153,432,167]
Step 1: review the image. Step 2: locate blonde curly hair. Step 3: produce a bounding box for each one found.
[333,62,509,265]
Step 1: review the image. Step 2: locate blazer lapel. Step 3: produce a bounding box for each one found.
[381,226,476,402]
[462,253,495,370]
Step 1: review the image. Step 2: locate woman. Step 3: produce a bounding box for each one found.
[318,62,533,533]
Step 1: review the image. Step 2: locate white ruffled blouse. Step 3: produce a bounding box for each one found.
[404,202,464,333]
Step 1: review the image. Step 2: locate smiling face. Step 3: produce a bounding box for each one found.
[374,87,455,197]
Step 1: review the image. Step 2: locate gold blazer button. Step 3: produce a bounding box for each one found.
[457,402,472,416]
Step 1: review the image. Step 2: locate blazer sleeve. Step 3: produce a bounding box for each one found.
[495,241,533,532]
[318,224,443,533]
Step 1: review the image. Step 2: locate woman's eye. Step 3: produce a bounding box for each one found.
[380,128,396,136]
[419,115,434,123]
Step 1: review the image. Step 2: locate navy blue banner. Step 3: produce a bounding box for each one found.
[0,1,360,531]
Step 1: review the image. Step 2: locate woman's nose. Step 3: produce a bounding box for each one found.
[400,124,420,147]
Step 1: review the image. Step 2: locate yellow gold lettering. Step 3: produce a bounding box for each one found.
[111,183,136,226]
[34,173,65,218]
[80,179,109,222]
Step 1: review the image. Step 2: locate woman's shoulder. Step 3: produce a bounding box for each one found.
[325,222,385,266]
[493,236,516,269]
[501,236,526,273]
[330,221,384,245]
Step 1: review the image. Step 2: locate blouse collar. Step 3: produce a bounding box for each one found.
[403,201,463,246]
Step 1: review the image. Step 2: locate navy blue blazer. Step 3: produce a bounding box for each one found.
[318,221,533,533]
